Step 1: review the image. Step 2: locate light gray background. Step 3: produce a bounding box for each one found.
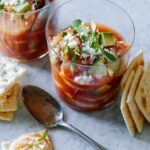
[0,0,150,150]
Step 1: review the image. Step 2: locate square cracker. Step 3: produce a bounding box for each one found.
[0,112,14,121]
[135,70,150,123]
[0,57,27,96]
[121,70,136,136]
[0,83,20,112]
[121,50,143,89]
[127,66,144,133]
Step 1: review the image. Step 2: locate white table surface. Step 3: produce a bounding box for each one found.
[1,0,150,150]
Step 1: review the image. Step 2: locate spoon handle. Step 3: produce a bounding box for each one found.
[59,121,108,150]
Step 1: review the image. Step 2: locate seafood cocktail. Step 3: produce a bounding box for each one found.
[46,0,135,111]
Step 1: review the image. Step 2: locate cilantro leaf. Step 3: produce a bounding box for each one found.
[72,19,89,35]
[73,19,82,28]
[81,35,87,42]
[62,32,67,37]
[93,57,101,65]
[102,50,116,61]
[38,130,48,141]
[90,41,99,51]
[68,47,74,57]
[75,47,81,55]
[72,54,77,63]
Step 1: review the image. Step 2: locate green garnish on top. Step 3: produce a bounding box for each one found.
[13,1,31,13]
[62,32,67,37]
[68,47,74,57]
[72,19,89,35]
[72,19,117,62]
[38,130,48,141]
[50,19,124,67]
[102,49,116,61]
[73,19,82,29]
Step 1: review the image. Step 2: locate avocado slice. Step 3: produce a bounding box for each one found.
[101,32,115,47]
[13,1,31,13]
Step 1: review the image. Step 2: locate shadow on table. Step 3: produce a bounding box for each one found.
[73,96,150,143]
[76,97,124,126]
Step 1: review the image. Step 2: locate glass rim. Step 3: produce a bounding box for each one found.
[46,0,135,67]
[0,2,52,15]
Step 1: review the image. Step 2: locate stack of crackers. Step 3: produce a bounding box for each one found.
[120,50,150,136]
[0,57,26,121]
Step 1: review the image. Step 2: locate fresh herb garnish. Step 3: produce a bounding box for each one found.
[62,32,67,37]
[38,130,48,141]
[72,54,77,63]
[90,41,99,52]
[62,40,69,51]
[98,33,102,45]
[72,19,89,35]
[75,47,81,55]
[88,35,116,62]
[68,47,74,57]
[93,57,101,65]
[102,50,116,61]
[81,35,87,42]
[73,19,82,28]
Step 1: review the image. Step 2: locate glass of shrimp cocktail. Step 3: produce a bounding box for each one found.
[46,0,135,111]
[0,0,53,62]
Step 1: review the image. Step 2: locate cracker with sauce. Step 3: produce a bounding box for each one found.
[127,66,144,133]
[121,70,136,136]
[0,83,20,112]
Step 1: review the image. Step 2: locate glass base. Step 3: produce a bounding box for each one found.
[56,87,120,112]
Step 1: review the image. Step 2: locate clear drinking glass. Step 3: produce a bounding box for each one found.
[46,0,135,111]
[0,2,53,62]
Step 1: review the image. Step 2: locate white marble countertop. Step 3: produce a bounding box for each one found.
[1,0,150,150]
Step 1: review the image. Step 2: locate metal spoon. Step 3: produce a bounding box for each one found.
[22,85,107,150]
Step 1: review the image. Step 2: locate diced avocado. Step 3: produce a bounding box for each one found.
[101,32,115,47]
[13,1,31,13]
[95,84,111,95]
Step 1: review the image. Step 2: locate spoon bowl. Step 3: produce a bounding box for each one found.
[22,85,107,150]
[22,85,63,127]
